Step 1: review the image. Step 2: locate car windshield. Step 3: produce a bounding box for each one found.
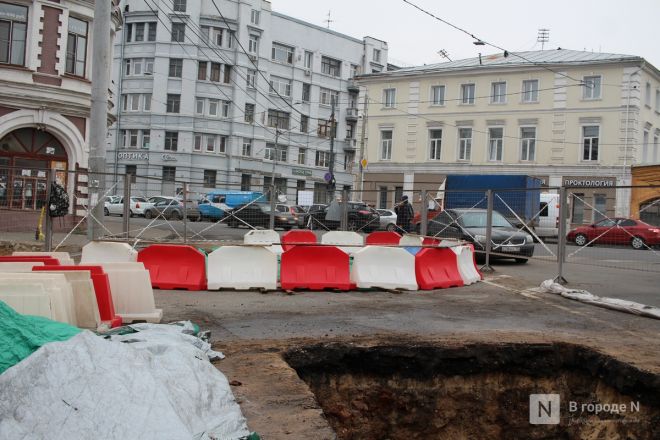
[292,206,306,213]
[257,204,270,213]
[458,211,512,228]
[133,197,147,202]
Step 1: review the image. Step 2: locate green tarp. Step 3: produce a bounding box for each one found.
[0,301,80,374]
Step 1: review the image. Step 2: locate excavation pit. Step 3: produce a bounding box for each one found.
[284,342,660,440]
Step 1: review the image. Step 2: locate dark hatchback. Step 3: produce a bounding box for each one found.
[427,208,535,263]
[307,202,380,232]
[225,203,298,230]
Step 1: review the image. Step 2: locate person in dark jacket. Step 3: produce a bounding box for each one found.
[394,195,414,233]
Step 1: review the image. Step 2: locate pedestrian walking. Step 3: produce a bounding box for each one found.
[394,195,414,233]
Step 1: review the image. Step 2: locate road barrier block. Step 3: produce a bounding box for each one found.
[351,246,418,290]
[399,235,424,246]
[0,262,45,272]
[98,263,162,323]
[0,273,75,325]
[33,265,122,328]
[207,246,278,290]
[365,231,402,245]
[422,237,442,246]
[321,231,364,255]
[0,284,52,320]
[281,230,317,251]
[0,256,60,266]
[137,245,207,291]
[280,246,351,291]
[81,241,138,264]
[452,245,482,285]
[244,229,280,245]
[415,248,465,290]
[12,252,75,265]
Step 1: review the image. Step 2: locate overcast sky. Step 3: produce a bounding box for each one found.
[272,0,660,69]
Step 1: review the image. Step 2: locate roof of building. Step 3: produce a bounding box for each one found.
[359,49,654,78]
[271,11,364,44]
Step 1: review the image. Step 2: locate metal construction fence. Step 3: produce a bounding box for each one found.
[1,164,659,283]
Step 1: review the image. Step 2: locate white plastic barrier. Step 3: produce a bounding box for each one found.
[321,231,364,255]
[12,251,75,265]
[399,235,424,247]
[0,274,75,325]
[38,270,101,329]
[243,229,280,245]
[0,262,44,272]
[350,246,418,290]
[0,284,53,320]
[81,241,138,264]
[452,245,481,285]
[207,246,278,290]
[103,265,162,323]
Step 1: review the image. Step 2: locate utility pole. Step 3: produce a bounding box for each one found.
[357,92,368,201]
[327,96,336,201]
[269,124,280,229]
[87,0,111,240]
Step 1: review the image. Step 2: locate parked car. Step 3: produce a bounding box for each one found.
[297,204,327,228]
[198,191,265,221]
[567,218,660,250]
[143,199,200,221]
[276,204,306,227]
[225,203,297,230]
[537,193,560,239]
[307,202,380,232]
[104,195,121,210]
[104,196,149,217]
[376,209,398,231]
[427,208,535,263]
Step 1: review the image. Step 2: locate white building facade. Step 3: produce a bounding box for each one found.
[357,50,660,225]
[108,0,388,203]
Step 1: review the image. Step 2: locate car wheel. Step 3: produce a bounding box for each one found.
[104,207,109,216]
[347,220,358,231]
[144,210,153,219]
[574,233,588,247]
[170,211,181,221]
[386,223,397,232]
[129,210,135,218]
[631,236,646,250]
[514,258,528,264]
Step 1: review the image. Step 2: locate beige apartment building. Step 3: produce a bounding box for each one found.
[356,49,660,225]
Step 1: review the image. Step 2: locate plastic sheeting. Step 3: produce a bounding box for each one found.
[0,328,251,440]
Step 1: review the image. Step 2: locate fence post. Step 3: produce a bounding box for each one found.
[554,186,568,284]
[481,189,494,273]
[43,169,54,251]
[122,173,131,239]
[340,188,349,230]
[420,190,428,236]
[182,181,188,244]
[269,184,276,229]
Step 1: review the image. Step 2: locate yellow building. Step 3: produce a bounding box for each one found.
[356,49,660,224]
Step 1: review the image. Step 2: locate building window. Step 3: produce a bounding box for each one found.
[582,126,599,161]
[265,144,287,162]
[166,94,180,113]
[128,129,139,148]
[193,134,202,151]
[125,58,153,76]
[143,94,151,111]
[488,127,503,161]
[378,186,387,209]
[245,103,255,123]
[461,84,475,104]
[319,87,338,106]
[65,17,88,77]
[458,128,472,161]
[380,130,393,160]
[142,130,150,149]
[304,50,313,69]
[250,9,260,25]
[344,152,354,171]
[203,170,216,188]
[642,130,649,162]
[520,127,536,161]
[583,75,601,99]
[522,79,539,102]
[272,43,293,64]
[267,109,290,130]
[197,61,207,80]
[171,23,185,42]
[205,135,215,153]
[350,64,359,78]
[656,90,660,112]
[315,151,330,167]
[223,64,231,83]
[134,22,145,41]
[383,88,396,108]
[302,83,311,102]
[208,99,218,117]
[572,193,585,224]
[168,58,183,78]
[122,94,144,112]
[222,101,230,118]
[195,98,204,115]
[241,174,251,191]
[210,62,221,82]
[147,22,157,41]
[317,119,332,138]
[242,138,252,156]
[300,115,309,133]
[210,27,223,46]
[164,131,178,151]
[431,85,445,105]
[246,69,256,88]
[645,82,651,106]
[162,166,176,182]
[269,76,292,97]
[394,187,403,203]
[593,194,607,222]
[218,135,227,153]
[298,148,306,165]
[248,35,259,53]
[491,82,506,104]
[373,48,381,63]
[172,0,186,12]
[321,56,341,77]
[429,129,442,160]
[654,134,659,163]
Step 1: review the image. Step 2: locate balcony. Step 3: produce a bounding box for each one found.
[345,107,358,122]
[347,79,360,93]
[343,138,357,152]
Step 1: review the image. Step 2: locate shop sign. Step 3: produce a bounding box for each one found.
[292,168,312,177]
[162,154,178,162]
[563,178,616,187]
[117,152,149,161]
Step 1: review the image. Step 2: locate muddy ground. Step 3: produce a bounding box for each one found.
[155,275,660,439]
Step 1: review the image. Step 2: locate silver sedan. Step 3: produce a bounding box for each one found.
[377,209,397,231]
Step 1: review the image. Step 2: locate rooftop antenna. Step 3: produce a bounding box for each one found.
[437,49,452,61]
[537,28,550,50]
[324,10,333,29]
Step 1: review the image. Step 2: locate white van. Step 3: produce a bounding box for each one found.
[537,193,559,239]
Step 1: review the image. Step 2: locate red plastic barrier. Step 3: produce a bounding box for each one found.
[415,248,464,290]
[422,237,442,246]
[137,245,207,290]
[467,243,483,280]
[280,246,351,291]
[365,231,402,245]
[33,265,122,328]
[281,230,318,251]
[0,256,61,266]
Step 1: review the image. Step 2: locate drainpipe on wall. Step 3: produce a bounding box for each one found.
[113,11,126,189]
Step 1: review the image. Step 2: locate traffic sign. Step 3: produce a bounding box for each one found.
[360,158,368,169]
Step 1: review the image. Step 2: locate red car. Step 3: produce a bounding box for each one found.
[567,218,660,250]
